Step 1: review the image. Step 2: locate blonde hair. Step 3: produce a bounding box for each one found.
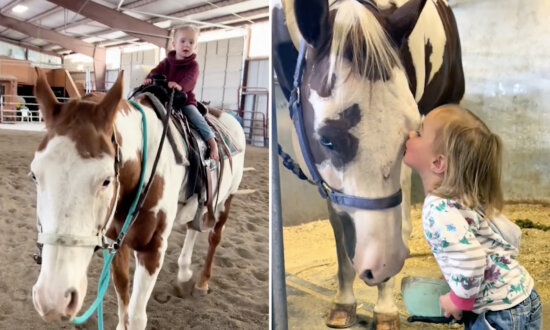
[329,0,400,81]
[431,104,503,218]
[173,25,200,39]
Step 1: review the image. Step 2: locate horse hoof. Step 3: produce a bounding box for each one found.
[374,312,399,330]
[325,302,356,328]
[192,285,209,297]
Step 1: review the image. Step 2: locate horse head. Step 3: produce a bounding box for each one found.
[289,0,425,285]
[30,69,124,321]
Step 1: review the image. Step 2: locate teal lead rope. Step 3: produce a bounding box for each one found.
[72,100,148,329]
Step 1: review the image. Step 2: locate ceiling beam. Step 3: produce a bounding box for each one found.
[45,0,170,48]
[0,36,62,58]
[28,6,64,23]
[149,0,245,24]
[0,13,98,57]
[203,7,268,25]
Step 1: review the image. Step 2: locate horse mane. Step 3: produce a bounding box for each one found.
[329,0,400,81]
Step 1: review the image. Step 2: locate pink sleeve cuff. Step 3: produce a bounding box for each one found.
[449,290,476,311]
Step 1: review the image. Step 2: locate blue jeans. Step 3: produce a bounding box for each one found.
[182,104,215,140]
[464,289,542,330]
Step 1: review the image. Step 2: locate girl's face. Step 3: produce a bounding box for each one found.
[403,110,442,174]
[173,28,198,59]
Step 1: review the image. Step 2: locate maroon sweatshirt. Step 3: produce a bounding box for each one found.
[147,50,199,106]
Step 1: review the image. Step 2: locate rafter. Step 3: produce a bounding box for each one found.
[0,13,98,57]
[45,0,170,48]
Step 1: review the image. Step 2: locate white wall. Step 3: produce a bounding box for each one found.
[453,0,550,202]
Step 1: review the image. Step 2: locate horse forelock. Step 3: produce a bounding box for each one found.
[328,0,400,82]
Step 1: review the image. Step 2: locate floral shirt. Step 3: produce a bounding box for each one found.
[422,194,533,313]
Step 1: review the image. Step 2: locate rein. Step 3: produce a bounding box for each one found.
[71,99,151,328]
[286,39,402,210]
[33,93,175,328]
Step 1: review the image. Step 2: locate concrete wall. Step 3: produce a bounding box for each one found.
[277,0,550,225]
[452,0,550,203]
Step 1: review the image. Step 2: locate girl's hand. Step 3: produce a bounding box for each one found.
[144,78,152,85]
[439,293,463,320]
[168,81,182,91]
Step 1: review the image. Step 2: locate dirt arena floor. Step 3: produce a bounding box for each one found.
[0,129,268,329]
[285,202,550,328]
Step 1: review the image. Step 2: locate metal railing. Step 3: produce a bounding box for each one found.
[238,86,269,147]
[0,94,71,123]
[241,110,267,147]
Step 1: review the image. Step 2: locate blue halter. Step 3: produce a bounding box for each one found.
[288,40,402,210]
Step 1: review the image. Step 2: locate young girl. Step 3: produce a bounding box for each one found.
[404,104,541,329]
[144,25,219,161]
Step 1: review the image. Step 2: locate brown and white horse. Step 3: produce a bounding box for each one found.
[273,0,463,328]
[30,70,246,329]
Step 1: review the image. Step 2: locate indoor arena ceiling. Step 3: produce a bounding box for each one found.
[0,0,268,57]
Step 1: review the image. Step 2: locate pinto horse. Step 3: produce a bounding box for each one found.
[273,0,464,328]
[30,70,245,329]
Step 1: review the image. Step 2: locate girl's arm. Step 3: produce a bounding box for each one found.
[423,201,485,311]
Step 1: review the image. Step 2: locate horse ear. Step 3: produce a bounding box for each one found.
[294,0,330,48]
[385,0,428,48]
[34,68,60,126]
[97,70,123,130]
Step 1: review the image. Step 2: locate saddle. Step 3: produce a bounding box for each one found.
[130,76,234,231]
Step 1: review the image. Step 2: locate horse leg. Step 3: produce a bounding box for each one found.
[127,241,167,330]
[112,244,131,330]
[373,278,399,330]
[177,226,200,283]
[176,195,201,283]
[326,202,357,328]
[372,165,413,330]
[194,194,234,295]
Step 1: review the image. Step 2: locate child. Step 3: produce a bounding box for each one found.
[144,25,219,161]
[403,104,542,329]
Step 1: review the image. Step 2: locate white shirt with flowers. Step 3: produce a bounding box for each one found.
[422,194,533,313]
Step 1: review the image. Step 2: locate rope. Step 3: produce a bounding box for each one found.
[277,143,313,184]
[72,100,148,328]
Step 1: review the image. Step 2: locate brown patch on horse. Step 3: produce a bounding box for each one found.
[108,173,167,275]
[35,71,126,157]
[207,106,223,118]
[197,194,234,290]
[111,244,131,311]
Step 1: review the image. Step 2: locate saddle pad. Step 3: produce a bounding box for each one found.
[206,113,241,157]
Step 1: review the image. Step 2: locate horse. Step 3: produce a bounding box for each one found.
[273,0,464,328]
[30,69,246,329]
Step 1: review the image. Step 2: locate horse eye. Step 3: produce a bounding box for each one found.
[320,136,335,150]
[102,178,111,187]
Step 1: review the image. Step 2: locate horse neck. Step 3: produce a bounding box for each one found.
[114,101,167,182]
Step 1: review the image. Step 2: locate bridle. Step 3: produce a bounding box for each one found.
[33,94,174,265]
[289,39,402,210]
[33,131,123,264]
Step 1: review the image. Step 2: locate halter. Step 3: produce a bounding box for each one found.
[289,40,402,210]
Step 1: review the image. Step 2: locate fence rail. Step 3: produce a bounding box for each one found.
[0,94,71,123]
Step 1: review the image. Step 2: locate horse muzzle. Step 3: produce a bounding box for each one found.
[32,285,81,322]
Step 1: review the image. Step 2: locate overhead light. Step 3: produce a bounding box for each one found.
[12,5,28,13]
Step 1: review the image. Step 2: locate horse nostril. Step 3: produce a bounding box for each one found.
[65,288,78,315]
[364,269,373,280]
